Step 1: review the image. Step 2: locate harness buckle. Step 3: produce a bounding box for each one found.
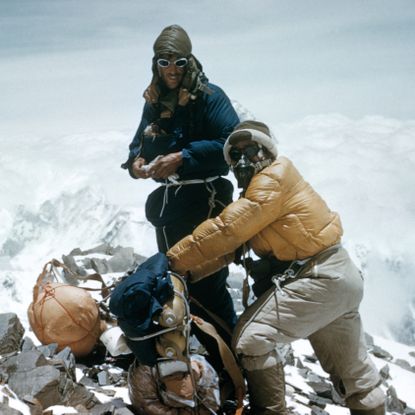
[271,266,300,296]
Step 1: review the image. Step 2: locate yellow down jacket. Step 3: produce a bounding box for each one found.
[167,157,343,281]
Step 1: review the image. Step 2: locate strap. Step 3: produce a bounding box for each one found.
[33,259,110,301]
[189,296,232,338]
[284,243,341,282]
[191,315,246,413]
[159,175,221,218]
[160,175,220,187]
[71,272,111,299]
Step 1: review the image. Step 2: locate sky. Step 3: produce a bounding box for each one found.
[1,0,414,140]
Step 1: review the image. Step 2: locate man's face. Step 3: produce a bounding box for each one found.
[229,139,262,166]
[157,54,187,90]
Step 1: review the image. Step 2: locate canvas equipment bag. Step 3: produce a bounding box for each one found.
[27,259,104,357]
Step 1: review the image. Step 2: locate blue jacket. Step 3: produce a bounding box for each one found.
[122,83,239,181]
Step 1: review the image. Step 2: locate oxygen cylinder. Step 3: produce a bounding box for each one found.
[156,273,188,359]
[158,273,186,328]
[156,329,187,359]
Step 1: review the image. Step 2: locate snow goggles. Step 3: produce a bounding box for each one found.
[229,144,261,162]
[157,57,188,68]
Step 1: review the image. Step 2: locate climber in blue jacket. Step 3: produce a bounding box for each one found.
[122,24,240,340]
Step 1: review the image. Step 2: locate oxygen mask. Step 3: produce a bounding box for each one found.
[232,154,256,190]
[230,143,273,191]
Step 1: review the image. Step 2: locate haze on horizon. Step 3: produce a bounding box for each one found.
[1,0,414,139]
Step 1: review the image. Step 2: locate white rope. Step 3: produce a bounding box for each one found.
[158,176,220,218]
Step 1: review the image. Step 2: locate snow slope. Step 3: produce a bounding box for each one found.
[1,114,414,342]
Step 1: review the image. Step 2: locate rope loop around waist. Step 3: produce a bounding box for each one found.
[160,175,220,187]
[158,176,222,218]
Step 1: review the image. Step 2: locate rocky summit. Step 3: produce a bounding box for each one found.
[0,246,414,414]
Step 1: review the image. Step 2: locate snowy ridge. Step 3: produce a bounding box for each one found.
[0,114,414,341]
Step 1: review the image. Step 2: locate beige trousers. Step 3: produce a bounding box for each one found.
[233,246,382,401]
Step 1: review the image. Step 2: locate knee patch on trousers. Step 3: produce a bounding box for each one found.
[239,349,283,371]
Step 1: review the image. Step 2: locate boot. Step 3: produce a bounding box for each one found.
[349,404,385,415]
[347,385,385,415]
[245,363,286,415]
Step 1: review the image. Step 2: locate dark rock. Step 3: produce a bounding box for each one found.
[7,359,98,410]
[114,408,136,415]
[307,378,333,399]
[8,365,64,408]
[66,383,100,409]
[1,350,48,375]
[386,385,406,414]
[370,345,393,360]
[330,386,345,406]
[0,313,25,354]
[304,353,318,363]
[380,364,390,379]
[21,396,43,415]
[98,370,109,386]
[0,399,24,415]
[107,247,136,272]
[62,253,87,277]
[37,343,58,358]
[91,258,109,274]
[85,365,102,381]
[94,387,117,397]
[295,357,305,369]
[88,398,127,414]
[74,404,89,413]
[310,405,330,415]
[69,247,83,256]
[0,367,9,383]
[394,358,413,371]
[50,346,76,381]
[308,392,333,407]
[365,332,374,347]
[306,372,324,383]
[79,374,99,387]
[109,371,124,386]
[409,351,415,358]
[81,257,93,269]
[21,336,36,352]
[297,368,310,378]
[279,343,295,366]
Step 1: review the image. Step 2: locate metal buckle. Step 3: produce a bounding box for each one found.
[271,268,298,296]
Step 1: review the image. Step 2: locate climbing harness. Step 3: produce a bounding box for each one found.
[159,175,223,218]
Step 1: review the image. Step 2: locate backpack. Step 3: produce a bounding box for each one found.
[27,259,104,357]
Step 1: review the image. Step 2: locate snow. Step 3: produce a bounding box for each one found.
[2,115,414,344]
[0,385,31,415]
[2,117,413,414]
[1,2,415,413]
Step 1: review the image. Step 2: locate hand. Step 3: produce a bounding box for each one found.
[131,157,149,179]
[178,87,190,106]
[147,152,183,179]
[143,84,159,104]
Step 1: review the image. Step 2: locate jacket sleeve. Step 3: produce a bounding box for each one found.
[167,172,283,280]
[121,103,155,177]
[129,364,180,415]
[180,86,239,176]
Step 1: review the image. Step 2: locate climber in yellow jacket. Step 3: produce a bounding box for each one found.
[167,120,385,415]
